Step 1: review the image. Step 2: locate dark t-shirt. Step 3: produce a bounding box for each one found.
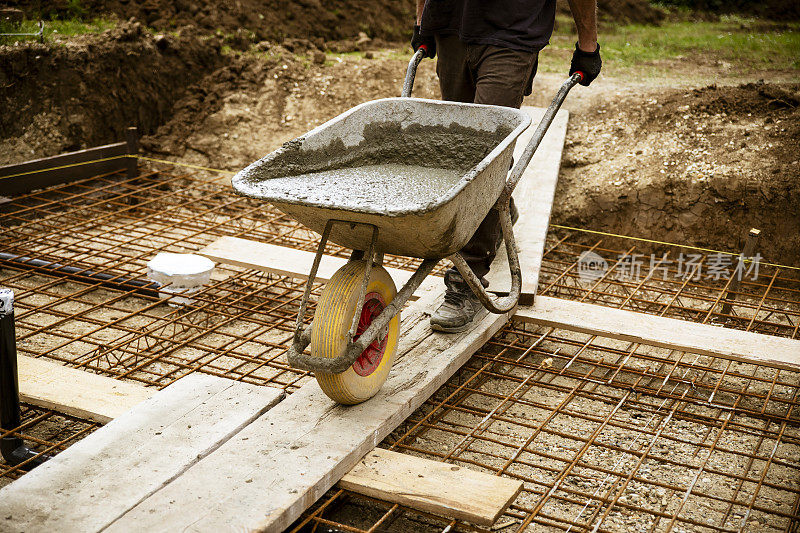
[420,0,556,52]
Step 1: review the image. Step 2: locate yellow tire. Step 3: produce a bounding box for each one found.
[311,260,399,405]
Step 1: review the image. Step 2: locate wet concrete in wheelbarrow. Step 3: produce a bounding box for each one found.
[252,164,463,212]
[234,121,513,213]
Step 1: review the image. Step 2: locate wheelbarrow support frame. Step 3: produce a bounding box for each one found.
[286,219,438,374]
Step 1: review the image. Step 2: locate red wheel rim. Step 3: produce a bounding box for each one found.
[352,292,388,377]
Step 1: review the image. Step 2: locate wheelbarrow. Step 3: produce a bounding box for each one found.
[232,49,584,404]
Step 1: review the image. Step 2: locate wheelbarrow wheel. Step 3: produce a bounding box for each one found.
[311,260,400,404]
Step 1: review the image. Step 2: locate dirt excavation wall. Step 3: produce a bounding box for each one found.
[9,0,667,40]
[0,0,667,163]
[0,23,222,162]
[554,82,800,264]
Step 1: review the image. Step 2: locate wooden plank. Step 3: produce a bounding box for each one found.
[0,374,284,533]
[107,285,513,532]
[486,106,569,304]
[515,296,800,370]
[338,448,523,526]
[198,236,414,289]
[0,142,129,195]
[17,355,155,424]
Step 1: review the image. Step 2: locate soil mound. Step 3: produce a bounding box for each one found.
[691,83,800,115]
[598,0,666,25]
[0,22,222,163]
[140,53,441,170]
[657,0,800,21]
[7,0,416,42]
[556,81,800,265]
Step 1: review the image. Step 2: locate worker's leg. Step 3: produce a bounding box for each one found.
[472,45,539,108]
[432,44,536,333]
[457,45,538,278]
[434,34,475,103]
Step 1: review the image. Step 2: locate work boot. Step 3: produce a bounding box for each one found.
[430,271,487,333]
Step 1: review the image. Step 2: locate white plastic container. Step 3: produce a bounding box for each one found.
[146,253,215,306]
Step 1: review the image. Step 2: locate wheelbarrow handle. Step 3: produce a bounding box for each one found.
[502,71,583,202]
[402,48,427,97]
[449,196,521,314]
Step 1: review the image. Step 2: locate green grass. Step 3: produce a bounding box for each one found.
[384,49,414,61]
[322,16,798,80]
[336,50,367,59]
[0,18,116,44]
[538,15,800,77]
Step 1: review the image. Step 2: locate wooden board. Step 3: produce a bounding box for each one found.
[17,355,155,424]
[338,448,523,526]
[199,235,414,288]
[0,374,283,533]
[0,142,130,195]
[516,296,800,370]
[106,284,514,532]
[486,106,569,304]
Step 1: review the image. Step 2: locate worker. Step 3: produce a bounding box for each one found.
[412,0,602,332]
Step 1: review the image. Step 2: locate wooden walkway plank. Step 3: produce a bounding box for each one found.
[106,290,513,533]
[18,355,155,424]
[0,374,283,533]
[338,448,523,526]
[486,106,569,303]
[516,296,800,370]
[199,235,414,287]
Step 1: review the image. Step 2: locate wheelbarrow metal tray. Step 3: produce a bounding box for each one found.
[232,97,531,259]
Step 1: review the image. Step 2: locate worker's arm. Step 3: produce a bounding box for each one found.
[568,0,598,52]
[567,0,602,85]
[411,0,436,57]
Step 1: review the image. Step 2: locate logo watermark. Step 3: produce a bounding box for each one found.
[576,251,761,283]
[577,251,609,283]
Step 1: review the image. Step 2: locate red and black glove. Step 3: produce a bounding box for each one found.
[411,25,436,58]
[569,42,602,86]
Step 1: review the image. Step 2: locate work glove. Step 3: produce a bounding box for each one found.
[411,25,436,58]
[569,42,602,86]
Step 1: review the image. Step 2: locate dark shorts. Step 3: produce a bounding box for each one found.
[435,34,538,279]
[436,34,539,108]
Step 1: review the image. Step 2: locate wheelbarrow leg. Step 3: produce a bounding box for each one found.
[287,256,438,374]
[290,220,335,354]
[448,197,522,314]
[288,220,378,358]
[285,218,439,404]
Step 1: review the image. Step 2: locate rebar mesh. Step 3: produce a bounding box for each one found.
[295,321,800,532]
[538,229,800,340]
[1,165,799,529]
